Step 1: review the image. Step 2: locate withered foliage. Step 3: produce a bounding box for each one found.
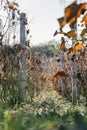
[64,1,87,26]
[52,0,87,102]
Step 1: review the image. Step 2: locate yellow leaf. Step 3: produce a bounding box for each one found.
[82,14,87,27]
[65,30,76,38]
[53,70,67,79]
[60,37,66,51]
[8,2,15,10]
[74,43,84,52]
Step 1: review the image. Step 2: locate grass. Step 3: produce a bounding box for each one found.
[0,106,87,130]
[0,87,87,130]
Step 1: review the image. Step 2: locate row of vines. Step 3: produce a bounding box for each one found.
[51,0,87,105]
[0,0,87,108]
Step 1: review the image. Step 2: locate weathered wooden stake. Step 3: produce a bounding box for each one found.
[19,13,26,103]
[60,51,65,95]
[71,22,77,104]
[71,60,77,104]
[0,19,3,46]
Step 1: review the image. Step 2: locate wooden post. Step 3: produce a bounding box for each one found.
[60,51,65,95]
[0,19,3,46]
[20,13,26,47]
[19,13,26,103]
[71,22,77,105]
[71,59,77,104]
